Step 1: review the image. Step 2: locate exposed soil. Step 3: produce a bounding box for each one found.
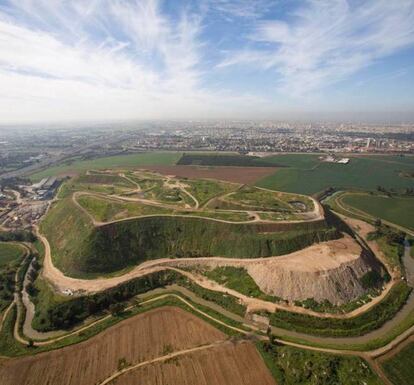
[0,307,226,385]
[141,165,279,184]
[109,340,276,385]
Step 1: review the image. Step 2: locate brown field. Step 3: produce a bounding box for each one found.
[109,340,276,385]
[142,165,279,184]
[0,307,227,385]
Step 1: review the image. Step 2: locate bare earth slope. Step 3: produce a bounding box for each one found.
[246,236,377,304]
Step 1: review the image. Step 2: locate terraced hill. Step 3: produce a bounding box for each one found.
[41,197,338,278]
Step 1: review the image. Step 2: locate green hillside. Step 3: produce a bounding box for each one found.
[41,198,339,278]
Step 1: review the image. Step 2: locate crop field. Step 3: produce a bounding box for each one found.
[341,193,414,230]
[380,339,414,385]
[143,164,279,184]
[29,152,182,181]
[111,340,276,385]
[0,306,228,385]
[177,153,281,167]
[256,154,414,195]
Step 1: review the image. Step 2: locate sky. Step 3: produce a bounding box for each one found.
[0,0,414,123]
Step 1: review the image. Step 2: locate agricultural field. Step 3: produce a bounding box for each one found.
[111,341,276,385]
[341,193,414,230]
[29,152,182,181]
[0,306,238,385]
[380,339,414,385]
[256,154,414,195]
[177,153,281,167]
[143,164,278,184]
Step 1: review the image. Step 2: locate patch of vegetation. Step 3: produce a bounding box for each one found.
[0,242,25,312]
[257,341,382,385]
[177,153,281,167]
[183,178,237,206]
[367,225,405,271]
[224,186,294,212]
[204,266,280,302]
[0,230,36,243]
[77,194,173,222]
[256,155,414,195]
[33,270,246,331]
[269,281,412,337]
[381,342,414,385]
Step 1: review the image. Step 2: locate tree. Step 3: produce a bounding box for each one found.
[374,218,382,228]
[109,302,125,316]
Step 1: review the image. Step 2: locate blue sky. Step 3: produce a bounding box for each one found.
[0,0,413,123]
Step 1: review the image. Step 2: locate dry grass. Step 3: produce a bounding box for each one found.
[0,307,226,385]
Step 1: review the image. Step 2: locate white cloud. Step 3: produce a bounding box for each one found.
[220,0,414,96]
[208,0,276,19]
[0,0,263,122]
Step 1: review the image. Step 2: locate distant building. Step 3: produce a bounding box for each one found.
[337,158,350,164]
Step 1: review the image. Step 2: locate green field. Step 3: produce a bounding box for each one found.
[29,152,182,181]
[258,342,382,385]
[177,153,281,167]
[342,193,414,230]
[381,342,414,385]
[256,155,414,195]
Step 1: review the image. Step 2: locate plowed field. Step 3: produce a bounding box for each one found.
[109,340,276,385]
[0,307,226,385]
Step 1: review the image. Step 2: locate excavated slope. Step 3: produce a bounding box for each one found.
[246,236,379,305]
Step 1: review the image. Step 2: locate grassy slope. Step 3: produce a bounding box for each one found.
[381,342,414,385]
[342,193,414,230]
[40,198,94,275]
[256,155,414,195]
[0,242,25,267]
[29,152,182,181]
